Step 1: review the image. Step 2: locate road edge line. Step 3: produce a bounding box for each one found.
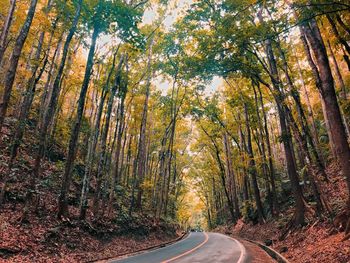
[227,236,247,263]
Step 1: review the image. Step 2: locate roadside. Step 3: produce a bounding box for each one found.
[237,239,278,263]
[0,207,181,263]
[0,120,181,263]
[0,207,182,263]
[217,216,350,263]
[215,160,350,263]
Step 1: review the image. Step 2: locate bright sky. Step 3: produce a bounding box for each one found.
[142,0,193,28]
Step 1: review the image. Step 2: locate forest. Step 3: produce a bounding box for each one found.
[0,0,350,262]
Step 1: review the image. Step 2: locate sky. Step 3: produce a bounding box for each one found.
[142,0,193,28]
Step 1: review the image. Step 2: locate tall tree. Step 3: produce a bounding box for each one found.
[132,37,154,211]
[0,0,17,65]
[298,16,350,213]
[0,0,38,130]
[57,13,102,218]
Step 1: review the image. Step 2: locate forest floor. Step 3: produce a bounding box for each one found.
[217,162,350,263]
[0,118,180,262]
[0,210,180,262]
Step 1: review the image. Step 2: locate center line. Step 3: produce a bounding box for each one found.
[161,232,209,263]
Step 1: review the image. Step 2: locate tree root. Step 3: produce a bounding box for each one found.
[279,201,316,241]
[309,164,333,216]
[333,202,350,241]
[279,214,303,241]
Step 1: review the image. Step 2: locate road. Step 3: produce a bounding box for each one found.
[110,232,246,263]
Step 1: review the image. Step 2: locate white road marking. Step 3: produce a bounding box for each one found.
[227,236,247,263]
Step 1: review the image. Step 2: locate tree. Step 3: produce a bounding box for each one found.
[0,0,39,130]
[0,0,17,65]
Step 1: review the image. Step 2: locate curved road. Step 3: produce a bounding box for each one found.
[110,232,246,263]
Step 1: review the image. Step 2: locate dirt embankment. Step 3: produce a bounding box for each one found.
[0,210,180,262]
[216,162,350,263]
[0,120,180,262]
[219,219,349,263]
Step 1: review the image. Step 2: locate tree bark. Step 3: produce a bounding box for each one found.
[78,52,118,219]
[92,54,124,216]
[0,0,17,65]
[200,123,236,222]
[9,33,48,163]
[335,14,350,36]
[33,0,82,180]
[244,103,265,223]
[276,40,328,181]
[223,132,240,219]
[107,55,128,216]
[258,10,305,225]
[326,40,350,137]
[326,14,350,56]
[57,16,99,219]
[252,84,275,215]
[299,30,337,157]
[8,1,56,167]
[301,18,350,208]
[294,51,322,159]
[0,0,38,130]
[134,38,154,210]
[327,40,347,100]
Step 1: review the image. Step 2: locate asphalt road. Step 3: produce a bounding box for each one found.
[110,232,246,263]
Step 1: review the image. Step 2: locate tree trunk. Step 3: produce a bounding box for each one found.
[301,18,350,208]
[326,14,350,56]
[200,124,236,222]
[256,83,279,214]
[37,33,63,129]
[0,0,38,130]
[57,21,99,219]
[79,49,119,219]
[0,0,17,65]
[1,0,78,207]
[78,89,106,219]
[326,40,350,137]
[124,133,133,187]
[294,51,322,159]
[107,55,128,216]
[223,132,240,219]
[327,40,347,99]
[9,34,48,163]
[31,0,82,191]
[244,103,265,223]
[299,30,337,158]
[252,84,277,215]
[92,54,124,216]
[335,14,350,36]
[276,40,328,181]
[134,38,154,210]
[8,1,56,167]
[258,9,305,225]
[155,132,168,219]
[284,105,330,215]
